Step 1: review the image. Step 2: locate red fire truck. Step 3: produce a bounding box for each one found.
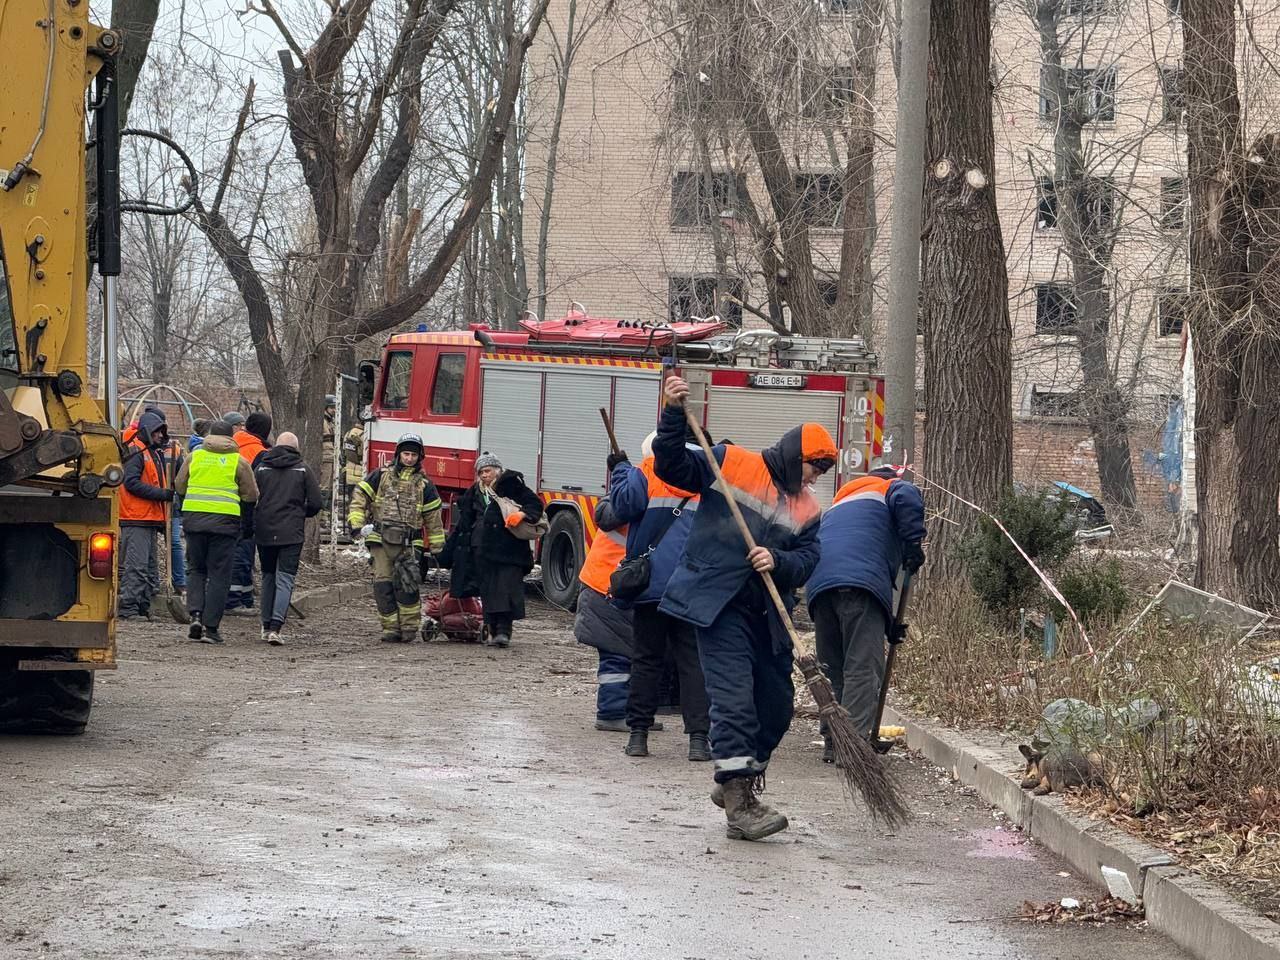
[358,311,885,609]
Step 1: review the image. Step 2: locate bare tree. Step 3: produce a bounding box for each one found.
[1029,0,1139,512]
[190,0,551,488]
[1182,0,1280,607]
[656,0,887,338]
[921,0,1013,577]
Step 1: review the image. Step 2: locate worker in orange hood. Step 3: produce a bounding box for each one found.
[226,411,272,612]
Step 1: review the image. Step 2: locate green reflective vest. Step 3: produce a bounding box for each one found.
[184,448,241,516]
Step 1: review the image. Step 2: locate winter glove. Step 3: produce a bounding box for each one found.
[361,523,375,539]
[903,541,925,574]
[162,488,175,502]
[606,450,629,471]
[504,511,526,530]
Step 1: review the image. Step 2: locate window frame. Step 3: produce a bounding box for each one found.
[1160,65,1186,124]
[793,172,844,229]
[428,351,468,418]
[1034,282,1079,335]
[1036,177,1059,230]
[1158,287,1187,338]
[380,349,415,411]
[668,275,744,327]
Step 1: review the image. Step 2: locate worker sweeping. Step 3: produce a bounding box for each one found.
[654,375,831,841]
[347,433,445,642]
[806,466,926,759]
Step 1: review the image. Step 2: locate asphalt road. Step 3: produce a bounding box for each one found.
[2,592,1191,960]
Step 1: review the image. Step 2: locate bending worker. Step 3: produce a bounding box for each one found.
[807,465,925,757]
[654,375,831,841]
[347,434,445,642]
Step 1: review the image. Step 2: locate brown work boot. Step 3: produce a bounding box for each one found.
[722,778,788,841]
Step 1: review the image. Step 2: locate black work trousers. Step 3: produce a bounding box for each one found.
[812,587,889,738]
[185,530,238,631]
[626,602,709,735]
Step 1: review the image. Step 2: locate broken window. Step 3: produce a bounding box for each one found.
[1158,287,1187,337]
[794,173,844,229]
[1037,178,1059,229]
[1030,386,1084,418]
[671,171,745,228]
[669,276,744,327]
[1161,66,1186,123]
[1161,177,1186,230]
[1035,283,1078,334]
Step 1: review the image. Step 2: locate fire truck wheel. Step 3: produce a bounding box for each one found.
[541,510,584,612]
[0,651,94,735]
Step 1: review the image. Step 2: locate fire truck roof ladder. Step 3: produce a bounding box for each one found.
[472,328,878,373]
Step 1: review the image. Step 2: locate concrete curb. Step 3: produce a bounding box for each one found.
[290,580,368,618]
[884,705,1280,960]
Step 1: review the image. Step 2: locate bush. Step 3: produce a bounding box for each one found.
[961,489,1078,620]
[1055,557,1130,627]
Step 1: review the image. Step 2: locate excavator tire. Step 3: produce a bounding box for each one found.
[0,651,93,735]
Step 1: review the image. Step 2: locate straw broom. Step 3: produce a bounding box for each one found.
[681,405,911,830]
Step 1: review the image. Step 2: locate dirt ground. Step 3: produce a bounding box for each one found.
[2,590,1194,959]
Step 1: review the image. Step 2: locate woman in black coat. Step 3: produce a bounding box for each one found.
[441,453,543,647]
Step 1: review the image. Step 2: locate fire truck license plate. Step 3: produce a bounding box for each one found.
[748,373,807,389]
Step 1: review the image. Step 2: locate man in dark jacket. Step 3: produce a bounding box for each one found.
[118,410,173,619]
[251,431,323,645]
[175,421,258,642]
[655,375,831,841]
[806,466,926,757]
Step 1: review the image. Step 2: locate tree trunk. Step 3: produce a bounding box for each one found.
[1184,0,1280,608]
[110,0,161,127]
[1032,1,1138,513]
[921,0,1013,578]
[149,273,171,383]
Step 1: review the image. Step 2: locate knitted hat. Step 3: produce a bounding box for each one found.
[475,451,502,474]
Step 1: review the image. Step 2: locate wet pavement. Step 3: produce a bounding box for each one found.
[2,594,1191,959]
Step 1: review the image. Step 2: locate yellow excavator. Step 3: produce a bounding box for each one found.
[0,0,129,731]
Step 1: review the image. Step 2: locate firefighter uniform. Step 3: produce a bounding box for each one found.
[320,397,336,527]
[342,424,365,515]
[347,436,445,641]
[653,403,828,838]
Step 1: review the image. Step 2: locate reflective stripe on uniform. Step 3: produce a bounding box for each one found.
[713,756,764,773]
[597,672,630,685]
[358,480,377,499]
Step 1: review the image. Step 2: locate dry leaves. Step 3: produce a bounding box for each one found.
[1021,896,1144,925]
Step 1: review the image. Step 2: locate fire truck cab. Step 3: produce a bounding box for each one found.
[360,313,885,610]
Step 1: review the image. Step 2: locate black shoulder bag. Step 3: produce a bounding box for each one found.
[608,497,691,601]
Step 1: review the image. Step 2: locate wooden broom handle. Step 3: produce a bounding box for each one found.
[599,407,622,456]
[680,404,805,650]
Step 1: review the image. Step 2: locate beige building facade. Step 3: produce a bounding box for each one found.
[522,0,1197,434]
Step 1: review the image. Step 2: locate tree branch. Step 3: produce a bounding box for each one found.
[212,80,256,220]
[352,0,552,338]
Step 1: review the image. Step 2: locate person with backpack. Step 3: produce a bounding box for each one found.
[608,431,709,762]
[347,434,445,642]
[250,431,323,645]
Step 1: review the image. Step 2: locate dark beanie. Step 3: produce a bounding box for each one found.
[208,421,234,438]
[245,411,272,441]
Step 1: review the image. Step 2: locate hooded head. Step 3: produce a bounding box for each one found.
[144,405,167,423]
[640,431,658,461]
[761,422,836,496]
[276,431,300,450]
[245,411,272,443]
[136,410,168,449]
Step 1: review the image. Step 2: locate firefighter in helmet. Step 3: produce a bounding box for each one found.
[347,433,445,642]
